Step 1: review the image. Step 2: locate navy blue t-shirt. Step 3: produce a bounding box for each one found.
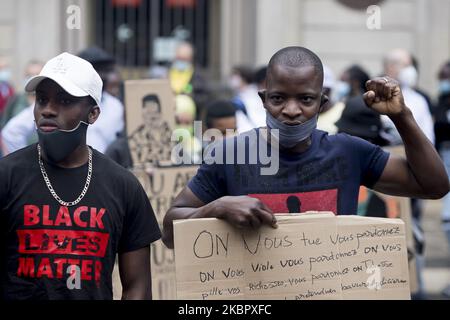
[188,129,390,215]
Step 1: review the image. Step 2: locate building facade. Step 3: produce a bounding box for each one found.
[1,0,449,95]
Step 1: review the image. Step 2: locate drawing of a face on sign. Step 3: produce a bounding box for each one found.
[128,94,174,166]
[142,94,162,125]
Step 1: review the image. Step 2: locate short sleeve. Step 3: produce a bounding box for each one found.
[188,141,227,204]
[350,135,390,188]
[118,176,161,253]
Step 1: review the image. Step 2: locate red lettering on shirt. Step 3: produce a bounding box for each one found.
[249,189,338,214]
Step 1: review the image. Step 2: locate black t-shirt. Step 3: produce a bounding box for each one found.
[434,98,450,149]
[0,144,161,300]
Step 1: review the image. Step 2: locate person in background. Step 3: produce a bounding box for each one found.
[336,95,388,146]
[383,48,436,299]
[319,64,370,134]
[169,41,210,121]
[411,55,435,116]
[105,133,133,169]
[230,65,266,133]
[77,46,125,151]
[204,100,237,138]
[0,56,15,120]
[173,94,202,163]
[230,65,254,114]
[383,48,434,144]
[434,60,450,298]
[317,64,343,134]
[104,69,124,103]
[254,66,268,91]
[148,61,169,80]
[0,60,43,130]
[334,65,370,102]
[0,133,3,158]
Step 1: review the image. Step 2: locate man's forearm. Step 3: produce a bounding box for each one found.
[391,109,449,197]
[122,285,152,300]
[162,199,224,249]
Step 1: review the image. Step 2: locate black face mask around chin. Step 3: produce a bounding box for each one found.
[36,121,89,164]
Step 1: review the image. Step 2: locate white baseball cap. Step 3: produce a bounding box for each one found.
[25,52,103,106]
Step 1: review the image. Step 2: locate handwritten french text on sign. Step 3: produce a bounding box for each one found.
[174,213,410,300]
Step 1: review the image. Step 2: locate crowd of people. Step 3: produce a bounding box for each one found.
[0,42,450,300]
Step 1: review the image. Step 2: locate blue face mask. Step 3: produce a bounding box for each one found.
[266,111,317,148]
[334,81,351,102]
[439,80,450,96]
[172,60,191,71]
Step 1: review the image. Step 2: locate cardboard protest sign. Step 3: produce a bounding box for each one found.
[117,79,200,299]
[150,238,176,300]
[125,79,176,166]
[356,145,417,293]
[131,166,198,224]
[174,214,410,300]
[131,165,198,299]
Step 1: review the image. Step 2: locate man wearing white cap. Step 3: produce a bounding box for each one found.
[0,50,124,156]
[0,52,161,299]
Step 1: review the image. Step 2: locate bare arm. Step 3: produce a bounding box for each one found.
[119,246,152,300]
[364,77,449,198]
[162,187,277,249]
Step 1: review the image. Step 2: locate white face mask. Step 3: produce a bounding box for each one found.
[229,75,242,91]
[398,65,418,88]
[0,69,11,82]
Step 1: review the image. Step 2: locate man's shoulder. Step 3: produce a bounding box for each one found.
[319,130,356,143]
[206,128,259,149]
[0,144,36,167]
[92,149,139,183]
[314,130,375,152]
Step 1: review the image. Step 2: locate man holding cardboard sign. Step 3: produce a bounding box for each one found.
[162,46,449,249]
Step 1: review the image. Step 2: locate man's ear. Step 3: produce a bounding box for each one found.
[88,106,101,124]
[258,90,266,103]
[319,94,330,113]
